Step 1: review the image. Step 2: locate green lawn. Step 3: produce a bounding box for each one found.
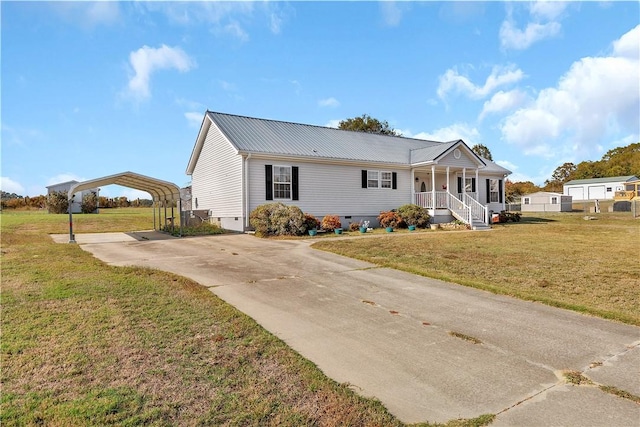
[1,209,492,427]
[314,212,640,326]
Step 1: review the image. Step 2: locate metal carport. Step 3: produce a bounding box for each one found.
[67,171,182,243]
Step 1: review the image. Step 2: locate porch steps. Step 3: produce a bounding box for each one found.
[471,219,491,231]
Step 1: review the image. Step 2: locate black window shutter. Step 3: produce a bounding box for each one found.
[499,180,503,203]
[392,172,397,190]
[362,170,368,188]
[265,165,273,200]
[292,166,299,201]
[486,179,491,203]
[472,178,476,193]
[457,177,462,194]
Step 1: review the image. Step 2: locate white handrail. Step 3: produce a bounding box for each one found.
[464,193,488,224]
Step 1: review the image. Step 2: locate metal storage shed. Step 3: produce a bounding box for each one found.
[67,171,182,242]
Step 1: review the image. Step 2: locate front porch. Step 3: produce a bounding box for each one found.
[414,191,489,230]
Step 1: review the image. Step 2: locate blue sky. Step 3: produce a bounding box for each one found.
[2,1,639,198]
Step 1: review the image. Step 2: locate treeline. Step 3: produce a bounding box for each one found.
[507,142,639,201]
[1,191,153,211]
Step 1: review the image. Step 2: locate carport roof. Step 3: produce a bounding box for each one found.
[68,172,181,202]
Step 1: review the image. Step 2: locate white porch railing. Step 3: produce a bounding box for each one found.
[414,191,488,226]
[463,193,488,225]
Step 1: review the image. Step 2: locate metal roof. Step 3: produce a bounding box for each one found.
[68,172,181,202]
[187,111,511,175]
[564,175,639,186]
[208,111,448,164]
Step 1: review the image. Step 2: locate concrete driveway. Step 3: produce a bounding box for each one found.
[55,232,640,425]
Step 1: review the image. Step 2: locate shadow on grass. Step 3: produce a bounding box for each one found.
[518,216,557,224]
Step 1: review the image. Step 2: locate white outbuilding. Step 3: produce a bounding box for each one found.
[521,192,573,212]
[46,180,99,213]
[563,176,639,201]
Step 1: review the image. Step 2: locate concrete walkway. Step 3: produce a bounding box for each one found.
[54,233,640,425]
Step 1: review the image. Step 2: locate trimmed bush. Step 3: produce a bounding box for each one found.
[321,214,342,231]
[304,213,320,231]
[348,222,360,232]
[396,204,430,228]
[250,203,306,237]
[378,211,402,229]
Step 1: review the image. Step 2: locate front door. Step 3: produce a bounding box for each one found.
[420,182,427,192]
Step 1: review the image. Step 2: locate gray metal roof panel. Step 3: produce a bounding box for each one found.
[564,175,638,185]
[208,111,444,164]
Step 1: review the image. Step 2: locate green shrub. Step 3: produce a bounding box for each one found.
[321,214,342,231]
[81,192,98,214]
[250,203,306,237]
[47,191,69,214]
[396,204,430,228]
[377,211,402,229]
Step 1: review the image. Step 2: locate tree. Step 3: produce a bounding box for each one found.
[81,191,98,214]
[505,180,541,203]
[47,191,69,214]
[338,114,400,136]
[471,144,493,161]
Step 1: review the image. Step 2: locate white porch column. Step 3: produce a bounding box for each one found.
[462,167,466,197]
[475,168,479,200]
[431,165,436,208]
[446,166,450,192]
[411,168,415,205]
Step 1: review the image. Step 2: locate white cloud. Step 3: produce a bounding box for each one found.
[318,97,340,108]
[479,89,529,121]
[219,21,249,42]
[500,25,640,159]
[219,80,236,91]
[325,119,341,128]
[49,2,120,28]
[380,1,409,27]
[1,177,25,194]
[125,45,195,101]
[409,123,482,146]
[185,112,203,129]
[437,65,525,100]
[499,2,568,51]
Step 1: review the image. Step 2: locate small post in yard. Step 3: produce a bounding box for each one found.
[68,205,76,244]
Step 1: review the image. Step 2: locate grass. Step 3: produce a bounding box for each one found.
[313,212,640,326]
[1,209,493,427]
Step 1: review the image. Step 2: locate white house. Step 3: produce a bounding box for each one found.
[521,192,572,212]
[563,176,639,201]
[186,111,511,232]
[46,180,99,213]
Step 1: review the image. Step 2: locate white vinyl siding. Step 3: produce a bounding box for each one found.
[249,158,409,216]
[440,149,479,168]
[190,123,243,216]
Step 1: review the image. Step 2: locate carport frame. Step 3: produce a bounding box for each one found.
[67,171,182,243]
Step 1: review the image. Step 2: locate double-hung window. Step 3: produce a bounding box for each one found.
[550,196,558,204]
[273,166,291,199]
[367,171,379,188]
[362,170,397,189]
[489,179,499,203]
[265,165,298,201]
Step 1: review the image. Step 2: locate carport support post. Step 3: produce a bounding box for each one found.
[179,199,183,237]
[153,200,157,231]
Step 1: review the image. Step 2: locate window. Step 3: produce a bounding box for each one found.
[381,172,392,189]
[550,196,558,204]
[523,197,530,205]
[465,178,473,193]
[606,187,612,192]
[489,179,499,203]
[265,165,298,201]
[367,171,379,188]
[362,170,397,189]
[273,166,291,199]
